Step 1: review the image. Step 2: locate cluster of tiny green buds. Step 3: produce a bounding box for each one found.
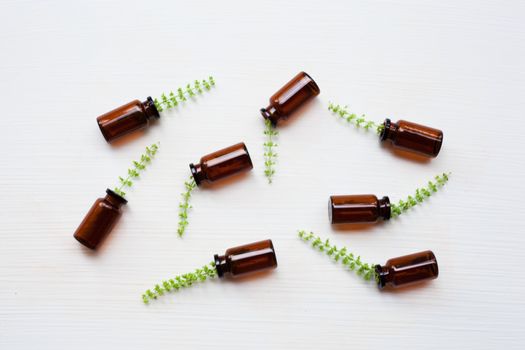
[298,230,377,281]
[263,119,278,183]
[177,175,197,237]
[142,262,218,304]
[391,172,451,218]
[114,142,159,197]
[328,102,384,134]
[154,76,215,112]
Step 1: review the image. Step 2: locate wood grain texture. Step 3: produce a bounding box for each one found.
[1,0,524,349]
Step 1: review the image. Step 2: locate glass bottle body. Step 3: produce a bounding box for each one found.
[97,97,159,143]
[260,71,320,125]
[380,119,443,157]
[375,250,439,289]
[214,239,278,278]
[73,189,127,250]
[329,194,391,224]
[190,142,253,186]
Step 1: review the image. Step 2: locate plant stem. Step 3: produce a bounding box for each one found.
[328,102,384,134]
[154,76,215,112]
[114,142,159,197]
[298,230,377,282]
[177,175,197,237]
[142,262,218,304]
[391,172,451,218]
[263,119,278,183]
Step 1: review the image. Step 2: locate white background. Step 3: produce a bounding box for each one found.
[1,0,524,349]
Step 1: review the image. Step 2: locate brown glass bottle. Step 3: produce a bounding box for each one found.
[214,239,278,278]
[329,195,391,224]
[375,250,439,289]
[260,71,320,125]
[97,97,160,143]
[380,119,443,157]
[73,189,127,250]
[190,142,253,186]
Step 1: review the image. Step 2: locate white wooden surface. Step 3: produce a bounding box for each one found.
[1,0,524,348]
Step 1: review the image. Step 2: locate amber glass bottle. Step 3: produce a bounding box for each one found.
[214,239,278,278]
[375,250,439,289]
[96,97,160,143]
[380,119,443,157]
[260,71,320,125]
[190,142,253,186]
[73,189,127,250]
[329,195,391,224]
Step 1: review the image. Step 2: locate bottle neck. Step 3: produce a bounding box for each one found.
[380,118,398,141]
[104,188,128,208]
[375,264,390,289]
[260,105,280,125]
[189,163,206,186]
[378,196,391,220]
[142,96,160,120]
[214,254,229,278]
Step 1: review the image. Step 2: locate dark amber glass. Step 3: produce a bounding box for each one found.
[380,119,443,157]
[73,189,127,250]
[375,250,439,289]
[190,142,253,186]
[97,97,160,143]
[329,194,390,224]
[214,239,278,278]
[260,71,320,125]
